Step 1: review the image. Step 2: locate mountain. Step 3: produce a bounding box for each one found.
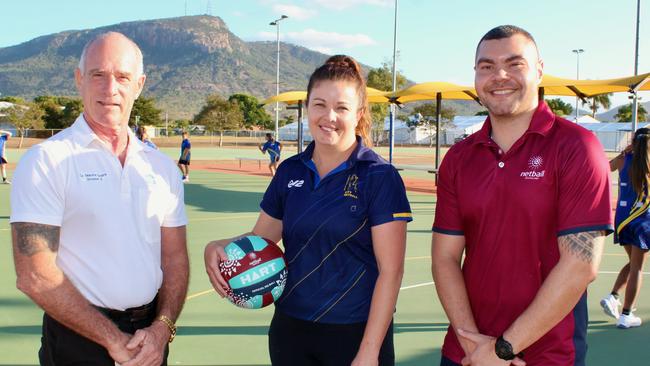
[0,15,333,119]
[596,101,650,122]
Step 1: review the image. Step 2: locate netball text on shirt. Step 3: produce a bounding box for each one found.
[520,155,545,180]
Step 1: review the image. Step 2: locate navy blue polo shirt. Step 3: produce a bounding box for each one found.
[261,136,412,324]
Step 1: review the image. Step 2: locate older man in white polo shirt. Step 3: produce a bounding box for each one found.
[10,32,188,366]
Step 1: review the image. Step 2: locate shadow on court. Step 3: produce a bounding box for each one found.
[586,321,650,366]
[0,325,41,335]
[184,184,264,214]
[0,297,34,307]
[395,323,449,333]
[179,325,269,336]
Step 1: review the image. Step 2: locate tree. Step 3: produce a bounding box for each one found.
[408,102,456,147]
[614,103,648,122]
[129,96,162,127]
[583,93,612,117]
[34,96,82,129]
[0,96,26,104]
[228,94,272,129]
[194,95,244,132]
[173,119,191,134]
[60,99,83,127]
[3,103,45,148]
[281,114,295,127]
[545,98,573,117]
[366,61,408,144]
[475,110,489,116]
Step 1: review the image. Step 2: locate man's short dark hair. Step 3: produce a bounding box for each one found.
[476,25,538,58]
[266,133,273,139]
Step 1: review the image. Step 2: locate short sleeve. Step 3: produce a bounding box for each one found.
[260,165,285,220]
[162,165,188,227]
[432,150,464,235]
[10,146,65,226]
[557,132,613,236]
[366,166,412,227]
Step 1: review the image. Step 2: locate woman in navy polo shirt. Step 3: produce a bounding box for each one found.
[205,55,412,365]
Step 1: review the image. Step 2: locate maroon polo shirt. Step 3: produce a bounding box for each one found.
[433,102,612,366]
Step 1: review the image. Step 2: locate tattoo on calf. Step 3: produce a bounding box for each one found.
[559,231,598,262]
[12,223,60,256]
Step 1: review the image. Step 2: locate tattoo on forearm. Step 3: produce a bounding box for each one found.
[559,231,598,263]
[12,223,60,256]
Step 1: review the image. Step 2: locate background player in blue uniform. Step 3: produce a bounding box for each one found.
[601,128,650,329]
[205,55,412,366]
[259,133,282,176]
[177,131,191,182]
[0,129,12,184]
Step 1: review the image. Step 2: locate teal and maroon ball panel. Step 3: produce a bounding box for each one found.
[219,236,287,309]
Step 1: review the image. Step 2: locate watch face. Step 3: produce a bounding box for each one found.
[495,337,515,360]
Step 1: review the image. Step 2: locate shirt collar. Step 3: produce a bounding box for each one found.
[472,101,556,146]
[300,135,378,167]
[68,114,146,154]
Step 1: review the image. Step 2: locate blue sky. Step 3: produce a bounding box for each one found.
[1,0,648,110]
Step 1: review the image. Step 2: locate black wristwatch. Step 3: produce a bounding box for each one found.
[495,335,524,361]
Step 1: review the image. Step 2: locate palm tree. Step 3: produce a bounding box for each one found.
[582,93,612,118]
[614,103,648,123]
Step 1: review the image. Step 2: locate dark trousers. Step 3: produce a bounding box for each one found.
[39,298,167,366]
[268,310,394,366]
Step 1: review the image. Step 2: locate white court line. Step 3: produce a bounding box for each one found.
[187,270,650,300]
[400,281,434,290]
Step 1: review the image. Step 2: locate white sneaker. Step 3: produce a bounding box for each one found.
[182,177,189,183]
[600,294,621,319]
[2,180,9,184]
[617,313,642,329]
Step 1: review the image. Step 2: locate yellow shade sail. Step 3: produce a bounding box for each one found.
[540,73,650,98]
[391,82,478,103]
[262,87,391,105]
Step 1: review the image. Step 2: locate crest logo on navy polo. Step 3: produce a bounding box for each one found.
[344,174,359,199]
[287,179,304,188]
[520,155,545,180]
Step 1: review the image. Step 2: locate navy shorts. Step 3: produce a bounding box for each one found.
[0,157,7,164]
[178,159,190,166]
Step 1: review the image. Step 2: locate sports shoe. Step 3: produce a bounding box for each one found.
[2,179,10,184]
[600,294,621,319]
[617,313,642,329]
[182,177,189,183]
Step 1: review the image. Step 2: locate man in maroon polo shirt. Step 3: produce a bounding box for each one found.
[431,25,613,366]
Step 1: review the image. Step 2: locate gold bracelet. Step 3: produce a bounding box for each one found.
[157,315,176,343]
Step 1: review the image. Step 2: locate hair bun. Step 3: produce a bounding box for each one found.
[325,55,362,74]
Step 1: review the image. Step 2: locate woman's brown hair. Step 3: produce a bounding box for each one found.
[630,127,650,195]
[306,55,372,147]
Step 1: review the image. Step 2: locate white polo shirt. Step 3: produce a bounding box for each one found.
[10,115,187,310]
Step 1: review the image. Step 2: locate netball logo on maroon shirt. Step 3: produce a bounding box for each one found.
[520,155,545,180]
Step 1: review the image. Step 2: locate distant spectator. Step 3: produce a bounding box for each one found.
[178,131,191,182]
[0,129,12,184]
[137,126,157,149]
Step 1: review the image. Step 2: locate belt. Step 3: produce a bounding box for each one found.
[95,296,157,323]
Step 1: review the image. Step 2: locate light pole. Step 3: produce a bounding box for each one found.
[572,49,584,121]
[388,0,398,163]
[632,0,641,132]
[270,15,288,140]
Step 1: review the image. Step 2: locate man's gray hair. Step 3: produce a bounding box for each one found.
[78,32,144,76]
